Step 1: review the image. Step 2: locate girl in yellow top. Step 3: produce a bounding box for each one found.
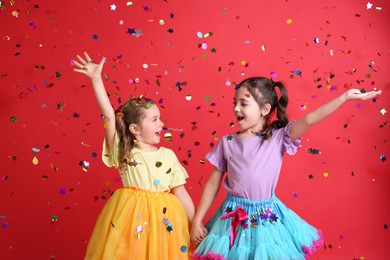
[73,52,196,260]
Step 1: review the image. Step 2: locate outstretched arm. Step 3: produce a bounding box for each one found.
[73,52,116,149]
[289,89,382,142]
[190,167,224,246]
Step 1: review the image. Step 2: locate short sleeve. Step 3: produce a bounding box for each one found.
[282,121,301,155]
[102,132,119,168]
[206,138,227,172]
[169,150,189,189]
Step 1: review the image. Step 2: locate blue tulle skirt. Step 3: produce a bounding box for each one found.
[192,193,323,260]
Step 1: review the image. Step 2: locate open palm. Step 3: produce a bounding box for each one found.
[73,52,105,80]
[345,88,382,101]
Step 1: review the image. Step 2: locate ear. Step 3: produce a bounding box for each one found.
[129,123,140,135]
[261,103,271,117]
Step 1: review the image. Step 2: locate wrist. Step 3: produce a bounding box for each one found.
[91,75,103,82]
[342,91,349,102]
[192,218,203,225]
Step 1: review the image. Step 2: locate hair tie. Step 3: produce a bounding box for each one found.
[270,78,276,88]
[116,111,125,119]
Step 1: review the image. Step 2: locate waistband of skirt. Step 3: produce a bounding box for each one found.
[226,192,277,207]
[118,186,172,196]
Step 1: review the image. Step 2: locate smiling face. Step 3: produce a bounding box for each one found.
[131,104,164,151]
[233,86,270,137]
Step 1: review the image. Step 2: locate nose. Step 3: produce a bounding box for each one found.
[233,103,239,112]
[160,119,164,127]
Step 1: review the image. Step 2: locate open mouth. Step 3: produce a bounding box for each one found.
[237,116,244,121]
[155,131,161,137]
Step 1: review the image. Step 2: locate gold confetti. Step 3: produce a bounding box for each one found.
[32,157,39,165]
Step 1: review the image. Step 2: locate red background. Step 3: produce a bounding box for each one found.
[1,0,389,259]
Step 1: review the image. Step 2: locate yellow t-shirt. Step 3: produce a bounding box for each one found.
[102,133,188,192]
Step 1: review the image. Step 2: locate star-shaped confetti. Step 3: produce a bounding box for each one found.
[366,2,373,9]
[126,28,143,37]
[380,108,387,115]
[58,187,67,196]
[308,148,321,155]
[110,4,117,10]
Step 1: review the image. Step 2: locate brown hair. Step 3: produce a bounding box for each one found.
[237,77,289,130]
[115,96,155,170]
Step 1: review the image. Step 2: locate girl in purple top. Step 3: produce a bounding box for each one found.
[191,77,381,260]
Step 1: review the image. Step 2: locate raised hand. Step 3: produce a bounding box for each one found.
[345,88,382,101]
[73,51,105,80]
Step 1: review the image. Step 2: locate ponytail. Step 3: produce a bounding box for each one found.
[269,81,289,129]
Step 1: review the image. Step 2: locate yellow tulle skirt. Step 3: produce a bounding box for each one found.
[85,187,190,260]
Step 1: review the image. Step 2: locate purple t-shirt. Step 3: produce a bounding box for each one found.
[206,122,301,200]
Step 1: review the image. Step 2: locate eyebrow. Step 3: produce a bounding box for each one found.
[233,97,249,102]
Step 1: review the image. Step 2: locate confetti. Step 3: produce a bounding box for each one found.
[51,215,58,222]
[307,148,321,155]
[32,157,39,165]
[164,133,172,141]
[162,218,173,232]
[10,116,17,123]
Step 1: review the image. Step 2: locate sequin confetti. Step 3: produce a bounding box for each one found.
[308,148,321,155]
[10,116,17,123]
[32,157,39,165]
[136,225,143,232]
[162,218,173,232]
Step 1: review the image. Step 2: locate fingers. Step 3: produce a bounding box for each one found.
[362,90,382,100]
[73,68,85,74]
[202,228,208,237]
[98,56,106,68]
[84,51,93,63]
[76,52,94,66]
[192,236,204,247]
[350,90,382,101]
[76,54,87,65]
[73,59,84,68]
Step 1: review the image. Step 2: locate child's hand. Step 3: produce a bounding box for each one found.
[190,222,208,247]
[73,51,105,80]
[345,88,382,101]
